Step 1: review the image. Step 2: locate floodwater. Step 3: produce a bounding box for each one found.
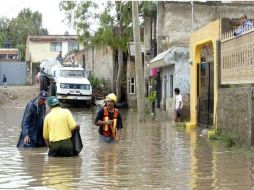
[1,106,254,190]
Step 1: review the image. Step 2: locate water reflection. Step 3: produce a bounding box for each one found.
[1,106,254,189]
[42,156,82,189]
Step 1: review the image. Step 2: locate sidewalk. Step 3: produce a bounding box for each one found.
[0,85,39,107]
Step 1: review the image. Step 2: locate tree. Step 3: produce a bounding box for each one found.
[60,1,157,104]
[8,8,48,60]
[0,17,10,47]
[60,1,132,100]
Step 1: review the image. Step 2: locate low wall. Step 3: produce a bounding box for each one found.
[217,87,254,146]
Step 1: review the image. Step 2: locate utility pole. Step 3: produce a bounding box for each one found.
[132,1,145,122]
[191,1,194,31]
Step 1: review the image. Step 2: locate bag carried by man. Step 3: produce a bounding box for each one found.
[71,129,83,156]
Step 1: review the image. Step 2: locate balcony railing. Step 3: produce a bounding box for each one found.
[220,26,254,85]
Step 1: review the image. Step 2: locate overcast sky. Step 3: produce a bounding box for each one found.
[0,0,76,35]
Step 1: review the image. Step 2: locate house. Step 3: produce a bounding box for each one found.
[25,35,83,84]
[188,17,254,145]
[148,47,190,120]
[139,1,254,120]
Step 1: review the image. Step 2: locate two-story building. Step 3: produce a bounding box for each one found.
[142,1,254,121]
[188,17,254,146]
[25,35,83,84]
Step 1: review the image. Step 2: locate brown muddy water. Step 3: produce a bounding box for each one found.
[0,106,254,189]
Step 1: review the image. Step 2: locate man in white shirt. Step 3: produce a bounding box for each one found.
[174,88,183,122]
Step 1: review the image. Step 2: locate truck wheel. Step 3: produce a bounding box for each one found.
[50,82,56,96]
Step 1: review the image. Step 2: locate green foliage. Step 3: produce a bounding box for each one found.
[59,1,98,46]
[0,8,48,59]
[220,134,236,148]
[0,17,10,47]
[139,1,157,18]
[88,75,104,89]
[60,1,156,51]
[208,127,236,148]
[147,90,157,103]
[174,122,186,128]
[0,33,4,47]
[208,127,221,140]
[88,75,111,98]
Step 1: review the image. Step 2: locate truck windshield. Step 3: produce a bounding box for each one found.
[61,70,85,78]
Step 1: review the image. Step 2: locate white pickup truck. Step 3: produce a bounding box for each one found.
[39,59,92,105]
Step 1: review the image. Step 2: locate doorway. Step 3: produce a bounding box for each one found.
[197,61,214,127]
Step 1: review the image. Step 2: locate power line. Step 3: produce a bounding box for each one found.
[0,0,25,18]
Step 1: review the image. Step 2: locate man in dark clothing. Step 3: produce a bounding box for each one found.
[56,51,64,64]
[2,74,7,88]
[17,90,48,148]
[94,93,123,143]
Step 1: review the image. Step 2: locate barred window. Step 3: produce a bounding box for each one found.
[128,77,135,94]
[50,42,62,52]
[68,42,79,52]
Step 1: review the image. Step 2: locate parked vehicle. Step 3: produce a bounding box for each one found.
[39,59,92,105]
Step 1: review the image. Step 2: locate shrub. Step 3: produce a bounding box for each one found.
[88,76,111,99]
[147,90,157,103]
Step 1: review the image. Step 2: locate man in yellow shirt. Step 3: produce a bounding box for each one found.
[43,96,80,157]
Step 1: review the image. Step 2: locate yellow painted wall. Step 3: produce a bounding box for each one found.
[26,41,84,63]
[27,42,56,63]
[187,19,221,128]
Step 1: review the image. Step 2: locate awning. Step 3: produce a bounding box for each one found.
[149,48,172,68]
[149,47,189,69]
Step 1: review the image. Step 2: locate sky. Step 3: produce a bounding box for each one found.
[0,0,76,35]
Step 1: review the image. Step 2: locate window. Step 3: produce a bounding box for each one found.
[128,77,135,94]
[50,42,62,52]
[68,42,79,52]
[61,70,85,78]
[170,75,174,98]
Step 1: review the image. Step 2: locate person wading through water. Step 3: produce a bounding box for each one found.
[43,96,80,157]
[17,90,48,148]
[95,93,123,143]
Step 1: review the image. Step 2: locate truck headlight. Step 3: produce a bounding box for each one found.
[60,83,69,88]
[80,84,90,90]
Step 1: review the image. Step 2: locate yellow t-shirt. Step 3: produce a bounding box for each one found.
[43,107,76,142]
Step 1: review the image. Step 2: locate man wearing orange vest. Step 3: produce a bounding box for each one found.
[95,93,123,143]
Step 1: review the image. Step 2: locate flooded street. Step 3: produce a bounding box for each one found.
[1,106,254,189]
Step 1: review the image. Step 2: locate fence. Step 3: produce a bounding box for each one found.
[221,27,254,84]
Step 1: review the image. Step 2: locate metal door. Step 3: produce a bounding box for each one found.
[197,62,214,127]
[156,72,161,108]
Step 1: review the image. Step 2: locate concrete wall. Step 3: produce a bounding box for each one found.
[217,87,254,146]
[83,48,94,76]
[157,2,254,53]
[93,47,115,91]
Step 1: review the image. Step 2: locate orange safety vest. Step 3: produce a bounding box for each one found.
[103,107,118,139]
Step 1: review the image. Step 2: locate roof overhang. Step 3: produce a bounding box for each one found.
[149,47,189,69]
